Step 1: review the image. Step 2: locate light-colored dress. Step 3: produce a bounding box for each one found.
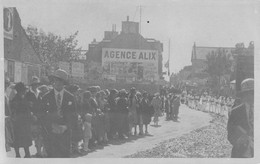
[151,97,162,123]
[128,96,138,126]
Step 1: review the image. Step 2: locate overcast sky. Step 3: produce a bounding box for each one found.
[4,0,260,73]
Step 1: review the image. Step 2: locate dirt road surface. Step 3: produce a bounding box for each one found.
[82,104,211,158]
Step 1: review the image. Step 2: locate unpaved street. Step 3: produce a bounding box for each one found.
[82,104,211,158]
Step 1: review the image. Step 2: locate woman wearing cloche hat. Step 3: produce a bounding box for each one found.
[10,82,32,158]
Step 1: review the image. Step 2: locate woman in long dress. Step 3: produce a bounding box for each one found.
[135,92,143,135]
[10,82,32,158]
[128,88,138,135]
[96,90,109,142]
[151,93,162,126]
[141,93,153,134]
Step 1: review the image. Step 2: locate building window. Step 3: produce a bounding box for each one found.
[27,64,40,82]
[7,60,15,82]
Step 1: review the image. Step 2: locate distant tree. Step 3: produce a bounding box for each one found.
[25,25,82,67]
[205,48,232,90]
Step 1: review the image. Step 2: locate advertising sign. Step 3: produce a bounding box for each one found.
[72,62,84,78]
[4,7,14,40]
[102,48,159,82]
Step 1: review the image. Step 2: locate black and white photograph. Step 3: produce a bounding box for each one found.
[2,0,259,162]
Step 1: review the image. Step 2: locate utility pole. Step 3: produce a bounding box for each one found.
[168,39,171,76]
[139,5,142,35]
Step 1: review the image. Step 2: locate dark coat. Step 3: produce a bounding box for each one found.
[116,97,129,135]
[89,97,99,115]
[25,90,42,122]
[117,97,128,114]
[107,97,117,113]
[227,103,253,158]
[10,94,32,148]
[71,96,83,142]
[41,89,77,158]
[81,101,91,120]
[140,98,152,125]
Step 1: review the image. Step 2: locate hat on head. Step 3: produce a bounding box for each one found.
[95,86,101,92]
[83,91,92,99]
[119,89,127,97]
[136,91,141,97]
[49,69,68,85]
[14,82,27,93]
[87,86,98,94]
[5,76,10,87]
[98,90,106,97]
[30,76,41,86]
[237,78,254,97]
[130,87,136,92]
[38,85,49,94]
[110,89,118,96]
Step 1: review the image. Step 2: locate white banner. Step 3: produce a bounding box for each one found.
[4,7,14,40]
[14,61,22,82]
[102,48,159,81]
[59,61,70,74]
[102,48,158,63]
[72,62,84,78]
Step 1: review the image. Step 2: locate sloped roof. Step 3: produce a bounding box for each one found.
[20,28,42,65]
[4,8,42,65]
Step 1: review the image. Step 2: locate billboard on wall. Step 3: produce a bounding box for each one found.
[102,48,159,82]
[72,62,84,78]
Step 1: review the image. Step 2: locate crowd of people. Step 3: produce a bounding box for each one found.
[4,68,254,158]
[5,69,182,158]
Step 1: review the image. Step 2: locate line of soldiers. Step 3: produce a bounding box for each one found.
[5,69,181,158]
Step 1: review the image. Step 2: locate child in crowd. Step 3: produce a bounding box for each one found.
[82,113,92,152]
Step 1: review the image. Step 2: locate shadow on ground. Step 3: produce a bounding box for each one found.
[71,133,154,158]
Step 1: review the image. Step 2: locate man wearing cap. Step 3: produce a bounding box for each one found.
[227,78,254,158]
[41,69,77,158]
[25,76,43,157]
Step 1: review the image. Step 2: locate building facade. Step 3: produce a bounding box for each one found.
[86,16,163,84]
[4,7,42,84]
[190,42,254,95]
